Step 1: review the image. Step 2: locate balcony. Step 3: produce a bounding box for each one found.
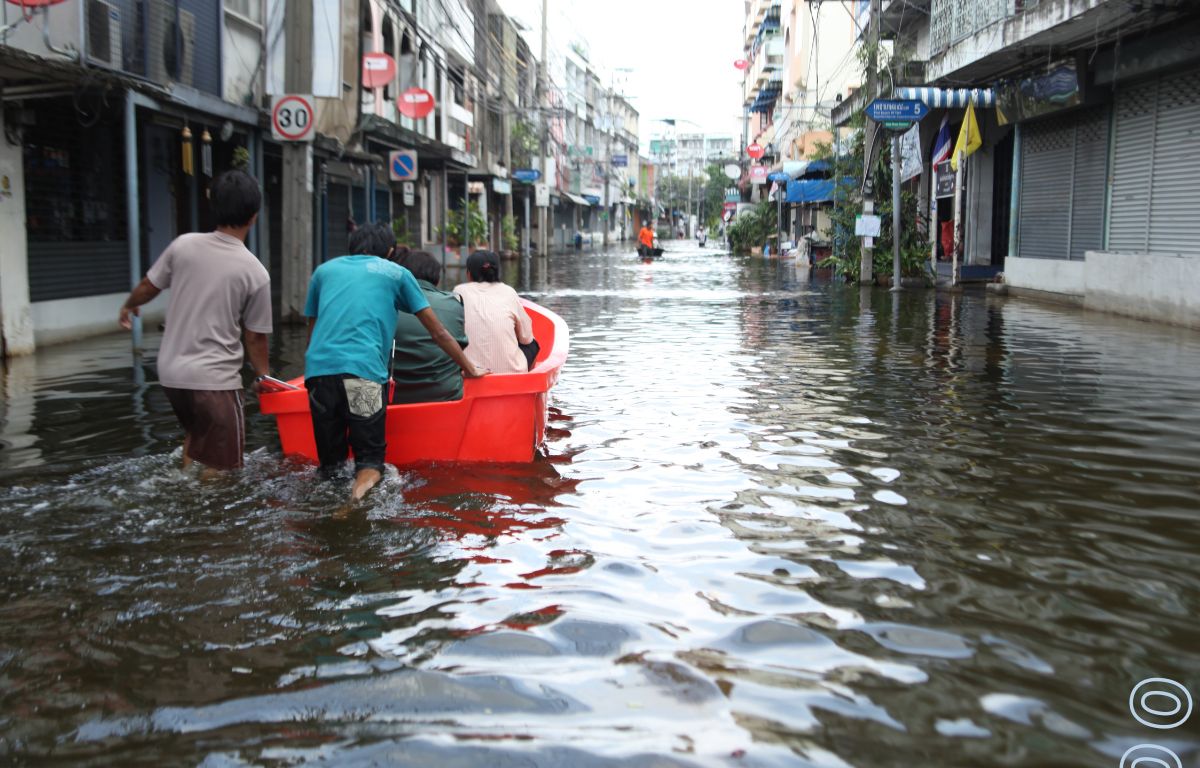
[745,1,780,48]
[929,0,1022,53]
[927,0,1186,83]
[748,36,784,90]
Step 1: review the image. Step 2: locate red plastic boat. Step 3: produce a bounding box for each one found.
[259,299,569,464]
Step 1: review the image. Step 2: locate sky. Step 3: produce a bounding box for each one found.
[496,0,747,150]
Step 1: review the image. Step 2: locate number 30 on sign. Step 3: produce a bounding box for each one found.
[271,95,315,142]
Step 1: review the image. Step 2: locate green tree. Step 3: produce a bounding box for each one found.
[704,163,731,230]
[816,114,930,281]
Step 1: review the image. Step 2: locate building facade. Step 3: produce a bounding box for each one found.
[851,0,1200,327]
[0,0,640,356]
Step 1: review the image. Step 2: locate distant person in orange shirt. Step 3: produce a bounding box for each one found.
[638,222,656,258]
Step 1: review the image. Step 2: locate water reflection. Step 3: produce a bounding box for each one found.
[1,244,1199,766]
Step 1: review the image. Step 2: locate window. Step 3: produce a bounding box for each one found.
[224,0,261,24]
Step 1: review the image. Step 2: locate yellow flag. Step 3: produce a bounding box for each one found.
[950,103,981,171]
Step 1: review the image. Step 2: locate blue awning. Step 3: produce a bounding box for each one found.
[895,87,994,108]
[750,81,782,113]
[801,159,831,176]
[785,176,854,204]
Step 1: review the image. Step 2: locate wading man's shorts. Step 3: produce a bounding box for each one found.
[305,375,387,475]
[162,387,245,471]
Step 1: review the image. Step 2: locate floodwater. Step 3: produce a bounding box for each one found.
[1,243,1198,767]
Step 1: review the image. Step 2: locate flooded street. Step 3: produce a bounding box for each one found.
[2,243,1199,766]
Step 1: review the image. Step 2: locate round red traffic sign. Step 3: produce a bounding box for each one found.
[272,95,314,141]
[362,52,397,89]
[746,143,764,159]
[734,59,749,71]
[398,87,436,119]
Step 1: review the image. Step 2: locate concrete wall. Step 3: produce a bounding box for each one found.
[32,292,169,348]
[1004,252,1200,329]
[1084,251,1200,329]
[0,107,34,356]
[1004,256,1086,297]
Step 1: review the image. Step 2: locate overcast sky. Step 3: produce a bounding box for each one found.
[496,0,747,149]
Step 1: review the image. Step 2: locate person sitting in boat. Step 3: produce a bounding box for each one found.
[637,222,655,258]
[453,251,535,375]
[390,250,469,405]
[303,223,485,501]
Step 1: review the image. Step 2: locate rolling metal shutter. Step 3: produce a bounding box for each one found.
[1110,69,1200,257]
[1017,106,1109,260]
[326,183,350,261]
[23,99,128,301]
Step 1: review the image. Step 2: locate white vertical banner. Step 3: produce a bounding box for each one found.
[264,0,286,95]
[311,0,342,98]
[900,124,923,182]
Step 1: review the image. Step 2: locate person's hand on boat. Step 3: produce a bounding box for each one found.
[464,365,489,378]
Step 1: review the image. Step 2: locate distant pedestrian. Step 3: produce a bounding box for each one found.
[303,223,485,501]
[638,221,655,258]
[118,169,271,475]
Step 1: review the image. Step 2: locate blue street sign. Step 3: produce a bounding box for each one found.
[612,154,628,167]
[583,194,600,205]
[389,149,418,182]
[513,168,541,183]
[865,99,929,124]
[767,171,791,182]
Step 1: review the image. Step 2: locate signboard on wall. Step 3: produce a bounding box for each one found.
[900,124,923,182]
[534,183,549,207]
[935,161,955,198]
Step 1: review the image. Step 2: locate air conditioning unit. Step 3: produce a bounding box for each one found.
[149,3,196,86]
[85,0,122,70]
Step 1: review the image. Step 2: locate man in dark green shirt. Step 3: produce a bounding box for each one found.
[390,251,469,403]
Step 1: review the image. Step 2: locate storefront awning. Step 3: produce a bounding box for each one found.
[565,193,591,206]
[786,178,847,204]
[895,87,995,108]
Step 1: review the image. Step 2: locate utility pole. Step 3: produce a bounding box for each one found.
[537,0,549,256]
[602,85,612,248]
[859,0,882,285]
[281,2,314,321]
[891,133,902,291]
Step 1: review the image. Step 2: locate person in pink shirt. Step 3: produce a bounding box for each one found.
[453,251,534,375]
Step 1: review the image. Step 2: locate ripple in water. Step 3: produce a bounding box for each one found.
[1,245,1199,766]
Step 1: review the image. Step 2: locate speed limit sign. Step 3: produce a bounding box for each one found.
[271,95,315,142]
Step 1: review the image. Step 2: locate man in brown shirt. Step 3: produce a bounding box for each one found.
[119,169,271,473]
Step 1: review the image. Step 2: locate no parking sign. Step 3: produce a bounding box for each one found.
[389,150,418,182]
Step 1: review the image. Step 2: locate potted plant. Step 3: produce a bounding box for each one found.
[500,215,519,258]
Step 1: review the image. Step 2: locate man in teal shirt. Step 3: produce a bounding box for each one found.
[391,250,469,404]
[304,223,484,501]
